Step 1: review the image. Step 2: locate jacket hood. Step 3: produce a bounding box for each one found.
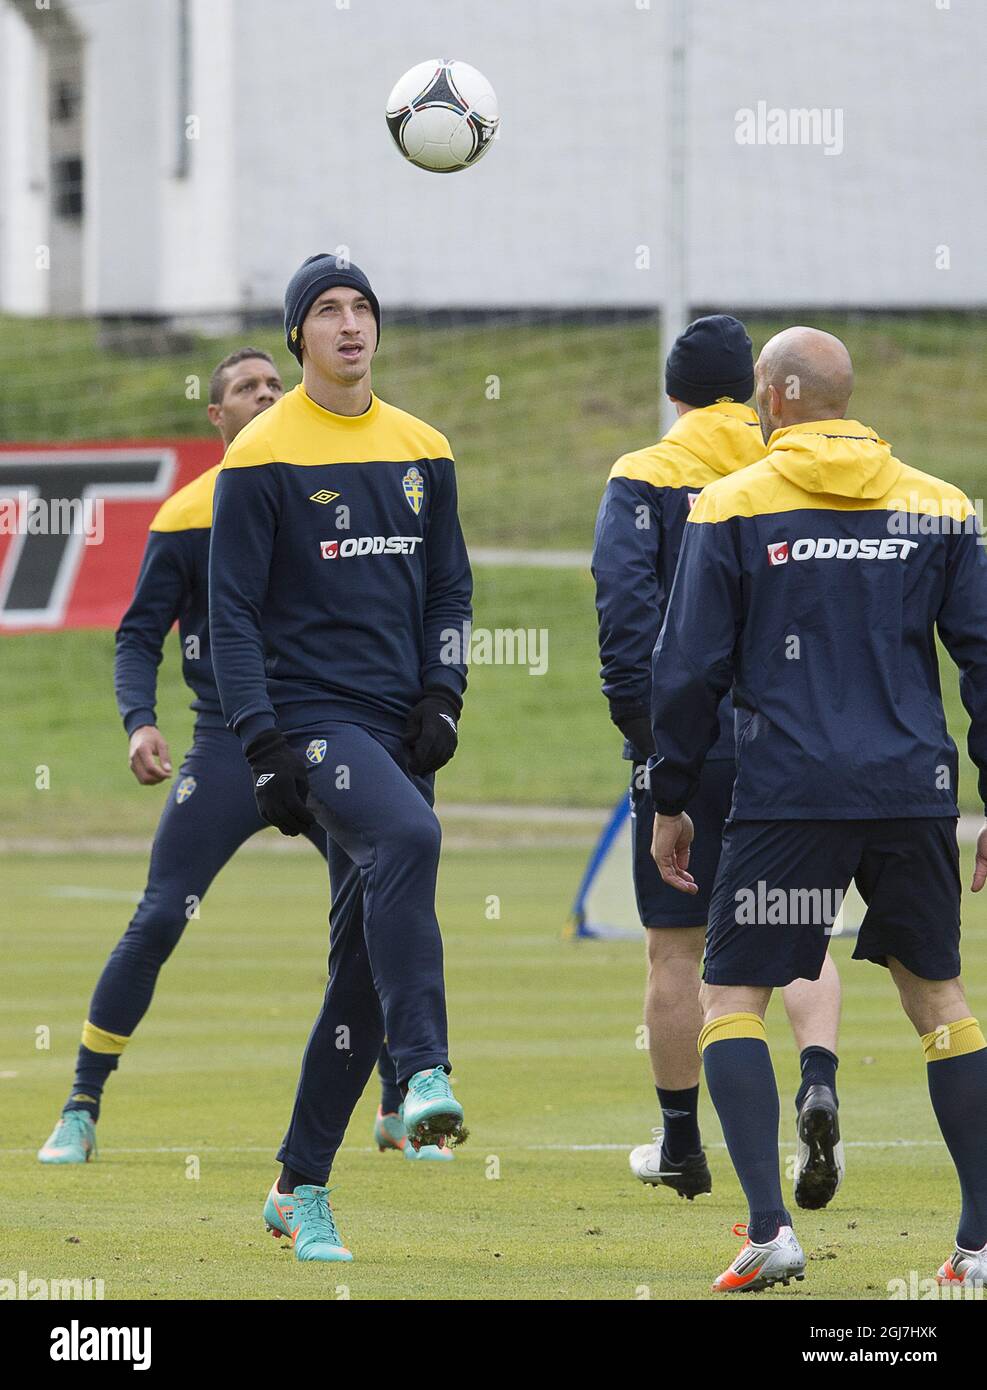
[662,401,763,478]
[766,420,901,499]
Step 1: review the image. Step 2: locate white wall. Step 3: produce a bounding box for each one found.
[225,0,987,311]
[67,0,238,314]
[0,5,49,314]
[685,0,987,308]
[230,0,663,311]
[1,0,984,314]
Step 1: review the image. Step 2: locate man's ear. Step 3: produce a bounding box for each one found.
[207,403,223,429]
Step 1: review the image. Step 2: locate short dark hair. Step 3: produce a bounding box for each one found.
[208,347,278,405]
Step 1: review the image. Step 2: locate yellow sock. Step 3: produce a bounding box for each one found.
[81,1020,130,1055]
[698,1011,767,1056]
[921,1017,986,1062]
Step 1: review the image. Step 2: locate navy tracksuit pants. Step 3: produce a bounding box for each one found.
[79,726,400,1107]
[277,721,450,1180]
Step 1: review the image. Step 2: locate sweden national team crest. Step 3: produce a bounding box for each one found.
[175,775,197,804]
[306,738,328,765]
[402,466,424,516]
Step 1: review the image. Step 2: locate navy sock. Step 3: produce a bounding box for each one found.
[702,1031,791,1245]
[63,1044,120,1121]
[794,1046,839,1113]
[656,1084,701,1162]
[279,1165,325,1194]
[380,1080,403,1115]
[377,1041,403,1115]
[927,1041,987,1251]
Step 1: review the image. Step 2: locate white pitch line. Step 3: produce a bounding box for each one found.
[471,547,591,569]
[3,1139,946,1155]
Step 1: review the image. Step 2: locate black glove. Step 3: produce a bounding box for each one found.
[245,729,316,836]
[403,689,461,776]
[609,702,656,760]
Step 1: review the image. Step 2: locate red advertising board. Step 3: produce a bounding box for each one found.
[0,439,220,632]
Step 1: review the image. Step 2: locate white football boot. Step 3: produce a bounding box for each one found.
[629,1127,711,1199]
[936,1243,987,1288]
[713,1222,806,1292]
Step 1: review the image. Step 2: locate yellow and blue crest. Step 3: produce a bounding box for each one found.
[306,738,328,765]
[176,775,197,804]
[402,466,424,516]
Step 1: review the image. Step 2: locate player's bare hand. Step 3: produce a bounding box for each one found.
[651,811,698,894]
[972,821,987,893]
[128,726,173,785]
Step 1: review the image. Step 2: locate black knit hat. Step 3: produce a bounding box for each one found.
[664,314,754,407]
[284,253,381,364]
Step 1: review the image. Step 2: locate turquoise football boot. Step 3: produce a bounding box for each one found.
[374,1105,454,1161]
[402,1067,465,1150]
[374,1105,408,1153]
[263,1183,353,1262]
[38,1110,97,1165]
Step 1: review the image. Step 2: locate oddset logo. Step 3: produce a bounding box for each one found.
[320,535,422,560]
[767,536,919,566]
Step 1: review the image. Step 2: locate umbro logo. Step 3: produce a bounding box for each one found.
[256,773,275,786]
[309,489,340,505]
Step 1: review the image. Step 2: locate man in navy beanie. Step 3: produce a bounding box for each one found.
[664,314,755,407]
[209,252,472,1262]
[284,253,382,364]
[592,315,844,1210]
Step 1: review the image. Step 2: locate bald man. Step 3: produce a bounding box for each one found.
[649,326,987,1293]
[592,315,842,1208]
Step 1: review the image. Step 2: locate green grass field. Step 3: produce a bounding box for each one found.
[3,312,986,548]
[2,566,982,838]
[3,310,987,1302]
[2,843,985,1301]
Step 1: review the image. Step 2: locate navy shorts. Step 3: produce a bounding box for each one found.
[631,758,735,928]
[704,817,962,987]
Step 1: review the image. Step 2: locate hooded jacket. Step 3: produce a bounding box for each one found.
[649,419,987,819]
[592,401,764,760]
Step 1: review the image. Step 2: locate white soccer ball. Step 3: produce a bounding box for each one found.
[386,59,499,173]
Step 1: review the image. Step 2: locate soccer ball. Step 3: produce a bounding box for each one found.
[386,59,499,173]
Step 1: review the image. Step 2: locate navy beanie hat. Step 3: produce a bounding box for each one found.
[284,253,381,364]
[665,314,754,407]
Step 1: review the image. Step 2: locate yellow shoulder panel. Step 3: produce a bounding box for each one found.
[609,444,672,486]
[149,462,223,532]
[221,389,453,469]
[607,441,723,490]
[607,406,763,491]
[218,400,281,471]
[886,464,975,520]
[689,459,976,525]
[688,460,802,523]
[376,400,454,464]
